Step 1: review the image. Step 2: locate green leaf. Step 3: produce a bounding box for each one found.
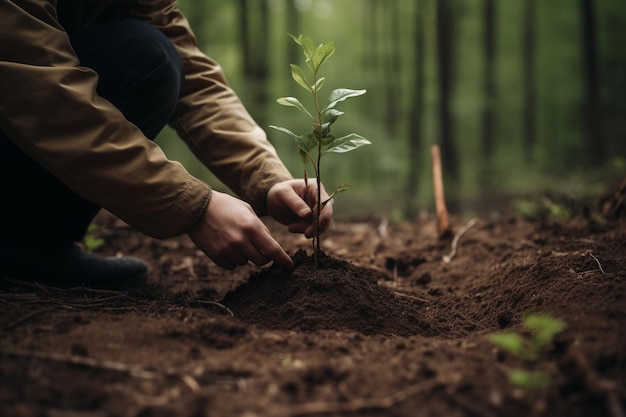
[312,41,335,72]
[321,184,352,208]
[299,148,308,168]
[508,370,551,389]
[291,35,317,69]
[312,77,326,93]
[489,333,525,356]
[524,314,566,347]
[302,132,318,152]
[323,133,371,153]
[84,235,105,254]
[269,125,314,153]
[276,97,313,119]
[323,88,367,111]
[320,122,331,138]
[320,134,335,148]
[323,108,344,125]
[290,64,311,92]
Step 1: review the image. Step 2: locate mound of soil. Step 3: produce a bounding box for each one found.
[222,250,430,336]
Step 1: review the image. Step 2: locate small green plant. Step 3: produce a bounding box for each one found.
[83,223,105,254]
[489,313,566,390]
[270,34,371,267]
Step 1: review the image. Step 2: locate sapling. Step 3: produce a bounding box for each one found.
[270,34,371,268]
[489,313,566,390]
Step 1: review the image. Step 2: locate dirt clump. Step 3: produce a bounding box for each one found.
[222,249,430,336]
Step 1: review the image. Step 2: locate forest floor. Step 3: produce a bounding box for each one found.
[0,189,625,417]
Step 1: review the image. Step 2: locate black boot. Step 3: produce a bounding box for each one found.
[0,240,148,290]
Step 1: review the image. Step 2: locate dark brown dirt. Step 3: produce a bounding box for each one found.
[1,199,625,417]
[222,250,430,337]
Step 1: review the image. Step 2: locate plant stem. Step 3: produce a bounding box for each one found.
[314,145,322,268]
[311,67,323,268]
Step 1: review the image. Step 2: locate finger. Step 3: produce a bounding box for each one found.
[318,201,334,233]
[291,185,316,218]
[215,259,237,270]
[251,231,294,269]
[288,221,310,234]
[241,245,272,267]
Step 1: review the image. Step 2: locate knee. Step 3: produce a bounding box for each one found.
[70,19,185,137]
[72,19,184,107]
[116,20,184,103]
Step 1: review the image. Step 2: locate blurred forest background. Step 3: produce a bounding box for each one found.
[157,0,626,219]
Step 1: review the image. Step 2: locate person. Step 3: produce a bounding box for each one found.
[0,0,333,289]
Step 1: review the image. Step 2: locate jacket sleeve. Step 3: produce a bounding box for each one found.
[145,2,294,215]
[0,0,210,239]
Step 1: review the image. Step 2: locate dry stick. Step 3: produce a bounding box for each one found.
[196,300,234,317]
[281,379,439,416]
[588,253,606,274]
[443,218,478,263]
[431,144,452,239]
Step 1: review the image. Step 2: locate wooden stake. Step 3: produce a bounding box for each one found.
[431,144,452,239]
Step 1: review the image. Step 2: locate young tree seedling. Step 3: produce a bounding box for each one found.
[270,34,371,268]
[489,313,566,390]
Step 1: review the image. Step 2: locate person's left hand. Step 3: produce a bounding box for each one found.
[266,179,334,238]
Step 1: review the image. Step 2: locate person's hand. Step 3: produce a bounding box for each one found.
[266,179,334,238]
[188,191,294,270]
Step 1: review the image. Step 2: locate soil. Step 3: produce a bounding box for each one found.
[1,197,625,417]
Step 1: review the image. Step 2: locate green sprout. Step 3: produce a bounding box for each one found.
[489,313,566,390]
[270,34,371,268]
[83,223,105,254]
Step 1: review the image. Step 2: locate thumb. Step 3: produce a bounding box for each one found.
[288,189,313,218]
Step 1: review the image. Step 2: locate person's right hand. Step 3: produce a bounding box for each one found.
[188,191,294,270]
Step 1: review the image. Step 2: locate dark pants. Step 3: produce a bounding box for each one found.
[0,19,183,247]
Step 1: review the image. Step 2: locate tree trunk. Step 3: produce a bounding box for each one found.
[237,0,270,126]
[286,0,301,66]
[580,0,604,165]
[384,3,401,138]
[436,0,459,182]
[406,1,425,216]
[522,0,536,164]
[481,0,496,187]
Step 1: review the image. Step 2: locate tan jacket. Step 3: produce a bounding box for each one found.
[0,0,293,238]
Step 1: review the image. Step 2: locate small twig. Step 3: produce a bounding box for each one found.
[443,218,478,263]
[196,300,234,316]
[393,291,430,303]
[588,253,606,274]
[280,379,439,416]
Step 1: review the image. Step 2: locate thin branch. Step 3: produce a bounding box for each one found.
[443,218,478,263]
[196,300,234,316]
[588,253,606,274]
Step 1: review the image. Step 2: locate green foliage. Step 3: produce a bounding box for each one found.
[508,369,552,390]
[83,223,105,254]
[270,34,371,266]
[514,197,572,222]
[489,313,566,390]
